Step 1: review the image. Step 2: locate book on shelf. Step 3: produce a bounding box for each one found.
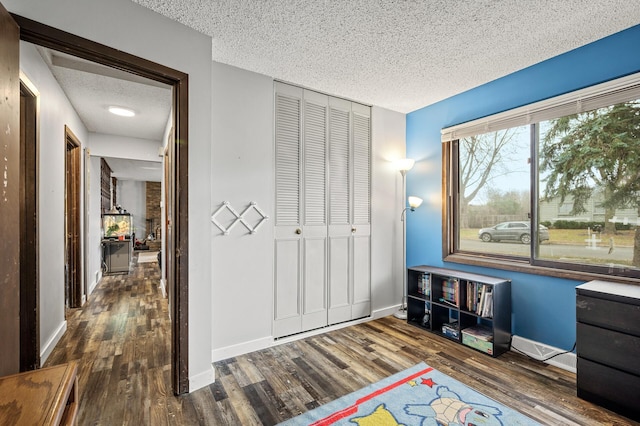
[441,278,459,306]
[474,285,493,318]
[417,273,431,297]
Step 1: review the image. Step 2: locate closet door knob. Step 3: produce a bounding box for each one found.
[351,227,357,233]
[295,228,302,235]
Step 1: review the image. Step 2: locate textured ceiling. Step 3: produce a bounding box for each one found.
[36,48,170,181]
[40,48,172,141]
[131,0,640,113]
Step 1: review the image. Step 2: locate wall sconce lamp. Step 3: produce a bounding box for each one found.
[407,196,423,212]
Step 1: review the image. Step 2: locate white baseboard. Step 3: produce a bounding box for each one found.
[189,364,216,392]
[40,321,67,366]
[89,270,101,295]
[511,335,576,373]
[212,336,275,363]
[211,305,398,363]
[159,278,167,298]
[372,304,402,319]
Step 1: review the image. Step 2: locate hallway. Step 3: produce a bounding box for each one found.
[44,253,174,424]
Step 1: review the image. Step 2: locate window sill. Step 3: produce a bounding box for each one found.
[444,253,640,286]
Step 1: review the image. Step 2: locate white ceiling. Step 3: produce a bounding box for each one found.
[36,47,171,181]
[131,0,640,113]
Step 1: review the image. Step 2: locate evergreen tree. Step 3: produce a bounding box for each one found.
[541,101,640,265]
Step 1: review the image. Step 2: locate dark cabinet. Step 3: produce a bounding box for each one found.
[102,239,132,274]
[576,280,640,421]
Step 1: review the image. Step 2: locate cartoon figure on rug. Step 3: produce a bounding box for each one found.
[404,385,503,426]
[350,403,405,426]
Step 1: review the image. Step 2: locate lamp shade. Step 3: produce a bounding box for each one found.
[408,196,423,209]
[394,158,415,172]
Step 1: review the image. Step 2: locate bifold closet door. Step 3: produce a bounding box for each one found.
[327,99,372,324]
[351,103,371,320]
[273,83,329,338]
[327,97,352,324]
[273,83,304,338]
[301,90,329,332]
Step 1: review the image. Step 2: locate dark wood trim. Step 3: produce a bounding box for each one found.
[443,253,640,286]
[13,13,190,394]
[0,2,21,376]
[65,126,82,309]
[100,158,112,213]
[20,81,40,371]
[173,77,189,393]
[12,14,184,86]
[441,140,452,260]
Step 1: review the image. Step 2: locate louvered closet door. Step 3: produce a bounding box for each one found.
[328,97,353,324]
[301,89,328,332]
[351,103,371,319]
[274,83,304,338]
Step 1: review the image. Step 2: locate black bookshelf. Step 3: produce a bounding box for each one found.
[406,265,511,357]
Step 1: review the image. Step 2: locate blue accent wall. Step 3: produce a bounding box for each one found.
[405,24,640,350]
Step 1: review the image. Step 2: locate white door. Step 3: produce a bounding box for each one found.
[301,90,328,332]
[351,104,371,319]
[328,99,372,324]
[327,97,353,324]
[274,83,303,337]
[273,83,329,337]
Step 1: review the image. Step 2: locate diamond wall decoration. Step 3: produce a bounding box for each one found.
[211,201,269,235]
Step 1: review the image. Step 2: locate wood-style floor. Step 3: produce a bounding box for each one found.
[44,255,638,425]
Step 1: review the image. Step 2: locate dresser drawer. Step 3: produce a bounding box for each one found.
[577,357,640,421]
[576,295,640,336]
[577,322,640,376]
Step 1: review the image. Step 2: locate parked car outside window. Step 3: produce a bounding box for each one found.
[478,221,549,244]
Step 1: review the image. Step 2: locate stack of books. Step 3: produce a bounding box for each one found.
[441,321,459,339]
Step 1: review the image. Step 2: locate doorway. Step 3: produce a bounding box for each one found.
[20,79,39,372]
[65,126,82,310]
[13,13,190,394]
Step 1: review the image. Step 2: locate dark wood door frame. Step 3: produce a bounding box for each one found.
[20,80,39,371]
[13,14,190,394]
[65,126,82,309]
[0,1,20,377]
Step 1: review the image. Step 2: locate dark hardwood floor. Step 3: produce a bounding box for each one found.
[44,255,638,425]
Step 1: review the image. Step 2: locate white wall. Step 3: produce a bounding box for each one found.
[118,180,146,236]
[19,41,89,365]
[371,107,407,314]
[88,155,103,294]
[7,0,214,390]
[211,62,274,355]
[210,62,406,360]
[89,133,162,162]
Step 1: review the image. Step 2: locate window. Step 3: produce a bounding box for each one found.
[443,73,640,280]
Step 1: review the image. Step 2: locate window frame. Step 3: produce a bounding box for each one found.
[442,73,640,285]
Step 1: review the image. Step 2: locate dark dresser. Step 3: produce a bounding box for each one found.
[576,280,640,421]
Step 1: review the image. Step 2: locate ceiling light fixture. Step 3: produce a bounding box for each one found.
[108,106,136,117]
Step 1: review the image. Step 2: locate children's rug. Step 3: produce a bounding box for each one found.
[278,362,540,425]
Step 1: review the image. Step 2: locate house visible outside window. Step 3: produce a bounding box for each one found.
[443,73,640,280]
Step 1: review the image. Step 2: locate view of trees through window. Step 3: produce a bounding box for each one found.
[456,98,640,276]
